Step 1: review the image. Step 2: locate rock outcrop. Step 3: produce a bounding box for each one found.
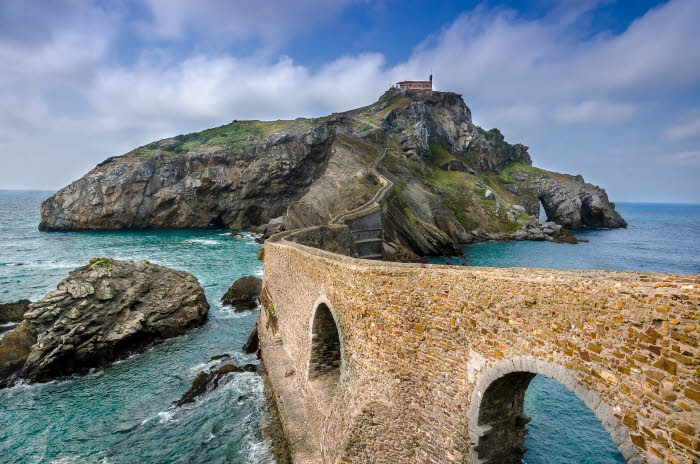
[510,171,627,229]
[0,258,209,387]
[221,276,262,311]
[0,299,30,324]
[174,362,258,407]
[40,89,626,257]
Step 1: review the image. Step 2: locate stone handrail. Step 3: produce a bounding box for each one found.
[329,148,392,225]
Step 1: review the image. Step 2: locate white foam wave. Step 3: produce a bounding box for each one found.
[182,239,220,246]
[212,307,257,320]
[245,437,274,463]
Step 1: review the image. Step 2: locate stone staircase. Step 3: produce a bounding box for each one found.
[330,148,392,259]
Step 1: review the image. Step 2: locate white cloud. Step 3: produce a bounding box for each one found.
[656,150,700,166]
[0,0,699,202]
[664,115,700,141]
[553,100,638,124]
[399,0,700,101]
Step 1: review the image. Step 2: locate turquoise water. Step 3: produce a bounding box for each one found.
[1,193,697,463]
[432,202,700,464]
[0,190,270,463]
[436,203,700,274]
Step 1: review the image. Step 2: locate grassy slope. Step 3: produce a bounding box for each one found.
[115,118,318,163]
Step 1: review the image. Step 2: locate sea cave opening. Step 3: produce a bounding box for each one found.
[474,373,626,464]
[207,213,226,229]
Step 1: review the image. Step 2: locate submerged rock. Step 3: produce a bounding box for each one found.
[174,362,257,407]
[221,276,262,311]
[0,258,209,387]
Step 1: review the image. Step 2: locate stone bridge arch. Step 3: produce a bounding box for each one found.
[307,295,346,385]
[467,356,641,463]
[260,235,699,463]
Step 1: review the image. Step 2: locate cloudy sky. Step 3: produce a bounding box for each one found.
[1,0,699,202]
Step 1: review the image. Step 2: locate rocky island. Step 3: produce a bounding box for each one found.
[39,88,625,258]
[0,258,209,387]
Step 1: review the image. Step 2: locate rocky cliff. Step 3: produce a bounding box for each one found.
[40,89,625,256]
[0,258,209,387]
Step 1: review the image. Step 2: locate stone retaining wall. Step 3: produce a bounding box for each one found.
[260,237,699,463]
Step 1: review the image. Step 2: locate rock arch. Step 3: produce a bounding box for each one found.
[307,296,345,384]
[466,356,641,464]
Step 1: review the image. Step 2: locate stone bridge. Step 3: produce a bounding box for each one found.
[258,229,699,464]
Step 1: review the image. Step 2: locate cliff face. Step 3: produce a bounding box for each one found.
[40,89,626,255]
[39,123,334,230]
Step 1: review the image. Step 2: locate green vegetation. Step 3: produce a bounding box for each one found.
[172,121,263,153]
[122,117,318,162]
[89,257,112,269]
[427,143,457,167]
[499,161,542,182]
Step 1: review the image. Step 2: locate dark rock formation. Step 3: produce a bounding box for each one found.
[174,362,257,407]
[243,323,259,354]
[0,258,209,387]
[381,242,421,262]
[221,276,262,311]
[286,135,380,230]
[0,299,30,325]
[383,194,462,257]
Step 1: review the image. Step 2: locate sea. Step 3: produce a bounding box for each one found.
[0,191,698,464]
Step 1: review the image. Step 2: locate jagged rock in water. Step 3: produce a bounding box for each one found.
[221,276,262,311]
[510,171,627,229]
[242,323,259,355]
[173,362,257,407]
[0,258,209,387]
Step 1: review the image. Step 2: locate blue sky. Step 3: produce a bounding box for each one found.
[1,0,699,203]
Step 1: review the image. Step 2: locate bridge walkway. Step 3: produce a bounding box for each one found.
[259,324,322,463]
